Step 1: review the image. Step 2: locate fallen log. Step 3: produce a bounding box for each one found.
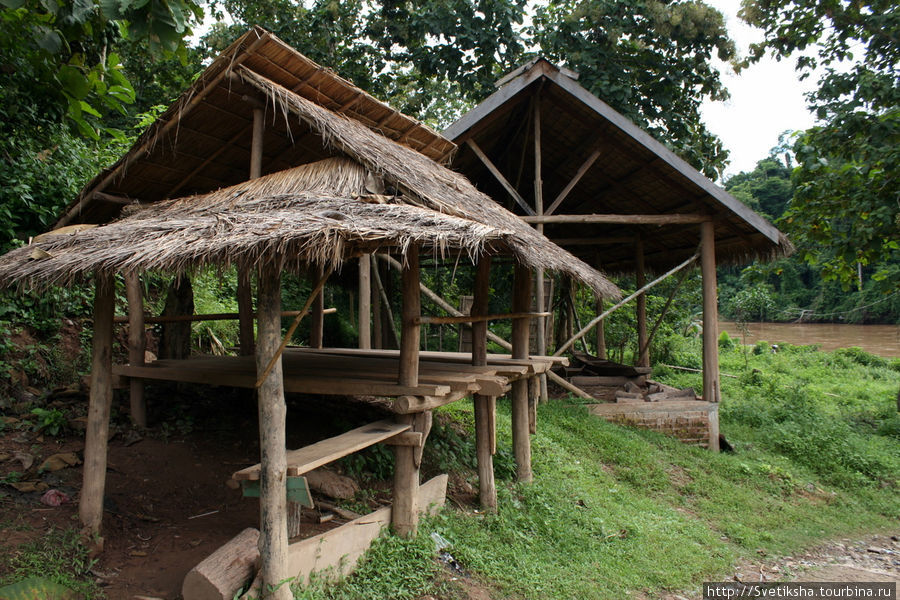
[182,528,260,600]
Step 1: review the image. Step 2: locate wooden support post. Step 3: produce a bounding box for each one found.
[511,264,533,483]
[398,247,420,387]
[237,268,255,356]
[392,414,421,537]
[635,237,649,368]
[255,267,292,599]
[80,272,115,548]
[701,220,721,419]
[310,269,325,349]
[237,108,265,358]
[358,256,371,349]
[533,96,548,402]
[371,256,382,349]
[595,297,607,359]
[471,257,496,511]
[125,271,146,428]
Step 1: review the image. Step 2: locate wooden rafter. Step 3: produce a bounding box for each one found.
[466,139,536,216]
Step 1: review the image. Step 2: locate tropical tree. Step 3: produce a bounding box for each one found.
[740,0,899,288]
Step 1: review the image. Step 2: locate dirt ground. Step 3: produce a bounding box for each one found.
[0,386,396,599]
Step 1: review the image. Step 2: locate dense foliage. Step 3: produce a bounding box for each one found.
[740,0,899,289]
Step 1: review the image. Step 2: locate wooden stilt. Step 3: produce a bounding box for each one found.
[310,269,325,349]
[511,264,533,483]
[79,272,115,549]
[237,268,255,356]
[471,257,496,511]
[394,247,422,536]
[371,256,383,349]
[238,108,265,358]
[255,266,292,598]
[533,97,548,402]
[595,297,607,359]
[358,256,371,349]
[398,247,420,387]
[635,236,649,368]
[125,271,146,428]
[701,220,722,443]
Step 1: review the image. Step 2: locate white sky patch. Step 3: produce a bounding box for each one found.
[700,0,818,178]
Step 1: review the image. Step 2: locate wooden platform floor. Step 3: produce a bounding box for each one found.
[114,347,566,412]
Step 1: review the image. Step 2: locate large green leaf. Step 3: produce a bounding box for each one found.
[0,578,81,600]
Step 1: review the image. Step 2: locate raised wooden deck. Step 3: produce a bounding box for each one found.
[113,347,567,413]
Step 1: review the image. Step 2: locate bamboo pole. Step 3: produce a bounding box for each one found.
[358,256,371,349]
[372,257,399,348]
[635,236,649,368]
[511,264,533,483]
[254,266,292,599]
[79,272,115,549]
[465,139,535,216]
[125,272,146,428]
[553,253,699,357]
[471,257,496,510]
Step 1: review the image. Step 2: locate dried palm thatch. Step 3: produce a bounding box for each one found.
[0,159,521,289]
[234,67,620,298]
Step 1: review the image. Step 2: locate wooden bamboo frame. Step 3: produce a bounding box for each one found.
[112,308,336,324]
[415,312,549,325]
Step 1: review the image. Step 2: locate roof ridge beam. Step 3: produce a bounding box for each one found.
[522,214,711,225]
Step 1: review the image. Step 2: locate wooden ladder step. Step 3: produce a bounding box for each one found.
[232,419,411,481]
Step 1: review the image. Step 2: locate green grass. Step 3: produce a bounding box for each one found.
[0,528,102,598]
[296,341,899,599]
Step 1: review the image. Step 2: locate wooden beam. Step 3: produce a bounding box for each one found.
[701,220,721,421]
[92,191,135,205]
[511,264,533,483]
[166,125,250,198]
[554,236,634,246]
[113,308,334,324]
[521,214,711,225]
[466,139,536,216]
[416,311,549,325]
[57,32,270,227]
[254,266,291,599]
[79,272,115,548]
[635,237,649,368]
[358,256,371,349]
[554,252,699,357]
[398,247,421,388]
[471,257,496,510]
[545,148,602,216]
[125,272,146,428]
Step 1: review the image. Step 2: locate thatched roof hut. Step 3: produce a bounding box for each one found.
[0,30,618,298]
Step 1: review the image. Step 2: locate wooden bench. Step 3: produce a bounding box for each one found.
[231,419,411,481]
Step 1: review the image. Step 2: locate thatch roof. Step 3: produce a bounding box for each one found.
[445,58,793,273]
[0,159,521,287]
[54,26,456,228]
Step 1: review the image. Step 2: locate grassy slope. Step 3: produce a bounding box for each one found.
[308,341,899,600]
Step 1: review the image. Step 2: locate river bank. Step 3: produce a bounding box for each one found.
[718,321,900,357]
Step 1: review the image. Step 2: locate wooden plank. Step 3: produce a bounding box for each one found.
[286,475,447,584]
[232,420,412,481]
[113,364,452,398]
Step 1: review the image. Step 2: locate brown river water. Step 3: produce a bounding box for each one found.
[718,321,900,358]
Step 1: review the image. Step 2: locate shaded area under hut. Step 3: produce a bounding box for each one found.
[444,57,793,450]
[0,28,620,599]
